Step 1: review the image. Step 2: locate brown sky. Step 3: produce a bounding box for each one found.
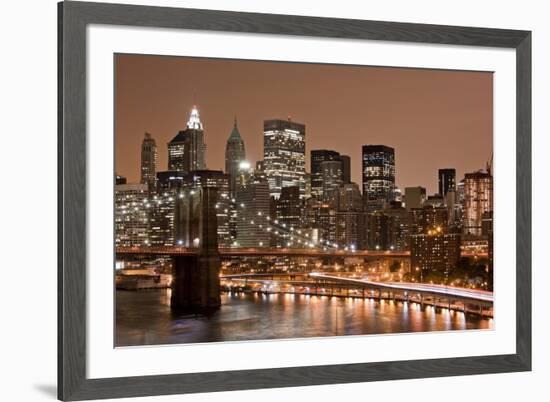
[115,54,492,194]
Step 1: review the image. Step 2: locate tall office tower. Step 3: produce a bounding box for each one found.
[263,119,306,199]
[404,186,426,210]
[114,183,149,247]
[235,176,271,248]
[168,106,206,173]
[275,186,303,247]
[339,155,351,184]
[362,145,395,212]
[410,231,461,283]
[182,170,232,247]
[310,150,340,198]
[463,170,493,236]
[438,168,456,196]
[140,132,157,191]
[225,117,246,197]
[338,182,363,212]
[320,160,343,203]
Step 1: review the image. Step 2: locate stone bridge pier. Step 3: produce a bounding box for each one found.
[171,187,221,312]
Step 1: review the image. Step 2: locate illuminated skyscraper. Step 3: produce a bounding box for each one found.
[362,145,395,212]
[310,150,340,198]
[463,170,493,236]
[263,119,306,199]
[225,117,246,197]
[140,133,157,191]
[168,106,206,173]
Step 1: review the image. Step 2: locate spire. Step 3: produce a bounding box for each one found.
[228,115,243,142]
[187,105,203,130]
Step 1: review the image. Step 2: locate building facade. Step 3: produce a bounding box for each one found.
[438,168,456,196]
[114,183,149,247]
[263,119,306,199]
[410,231,461,282]
[463,170,493,236]
[362,145,395,212]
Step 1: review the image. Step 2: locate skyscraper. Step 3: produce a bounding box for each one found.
[225,117,246,197]
[438,168,456,196]
[263,119,306,199]
[310,150,340,198]
[140,132,157,191]
[235,176,271,248]
[339,155,351,184]
[463,170,493,236]
[362,145,395,212]
[275,186,303,247]
[320,160,343,203]
[168,106,206,173]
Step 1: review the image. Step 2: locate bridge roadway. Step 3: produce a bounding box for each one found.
[221,272,493,304]
[116,246,411,258]
[117,246,486,259]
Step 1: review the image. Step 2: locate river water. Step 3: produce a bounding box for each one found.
[115,289,492,346]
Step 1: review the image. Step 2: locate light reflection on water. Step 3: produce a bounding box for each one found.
[115,289,493,347]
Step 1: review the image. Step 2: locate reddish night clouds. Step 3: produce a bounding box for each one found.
[115,54,492,194]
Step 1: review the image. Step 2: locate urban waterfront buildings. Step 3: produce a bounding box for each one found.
[140,133,157,191]
[114,102,492,290]
[362,145,396,212]
[263,119,306,199]
[168,106,207,173]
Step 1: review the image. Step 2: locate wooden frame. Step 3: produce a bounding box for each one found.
[58,1,531,400]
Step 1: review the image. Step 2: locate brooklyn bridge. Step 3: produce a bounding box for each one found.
[116,186,492,315]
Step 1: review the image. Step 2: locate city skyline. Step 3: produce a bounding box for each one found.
[115,55,493,195]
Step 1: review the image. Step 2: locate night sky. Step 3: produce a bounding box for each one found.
[115,54,493,195]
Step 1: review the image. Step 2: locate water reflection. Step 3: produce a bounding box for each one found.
[116,289,493,347]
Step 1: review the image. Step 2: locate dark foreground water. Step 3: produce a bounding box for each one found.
[115,289,493,346]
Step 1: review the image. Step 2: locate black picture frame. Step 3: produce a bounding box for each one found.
[58,1,532,400]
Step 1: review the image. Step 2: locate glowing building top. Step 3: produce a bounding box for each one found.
[186,106,203,130]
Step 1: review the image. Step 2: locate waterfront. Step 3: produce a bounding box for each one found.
[115,289,493,347]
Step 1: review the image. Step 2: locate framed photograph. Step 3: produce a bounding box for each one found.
[58,1,531,400]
